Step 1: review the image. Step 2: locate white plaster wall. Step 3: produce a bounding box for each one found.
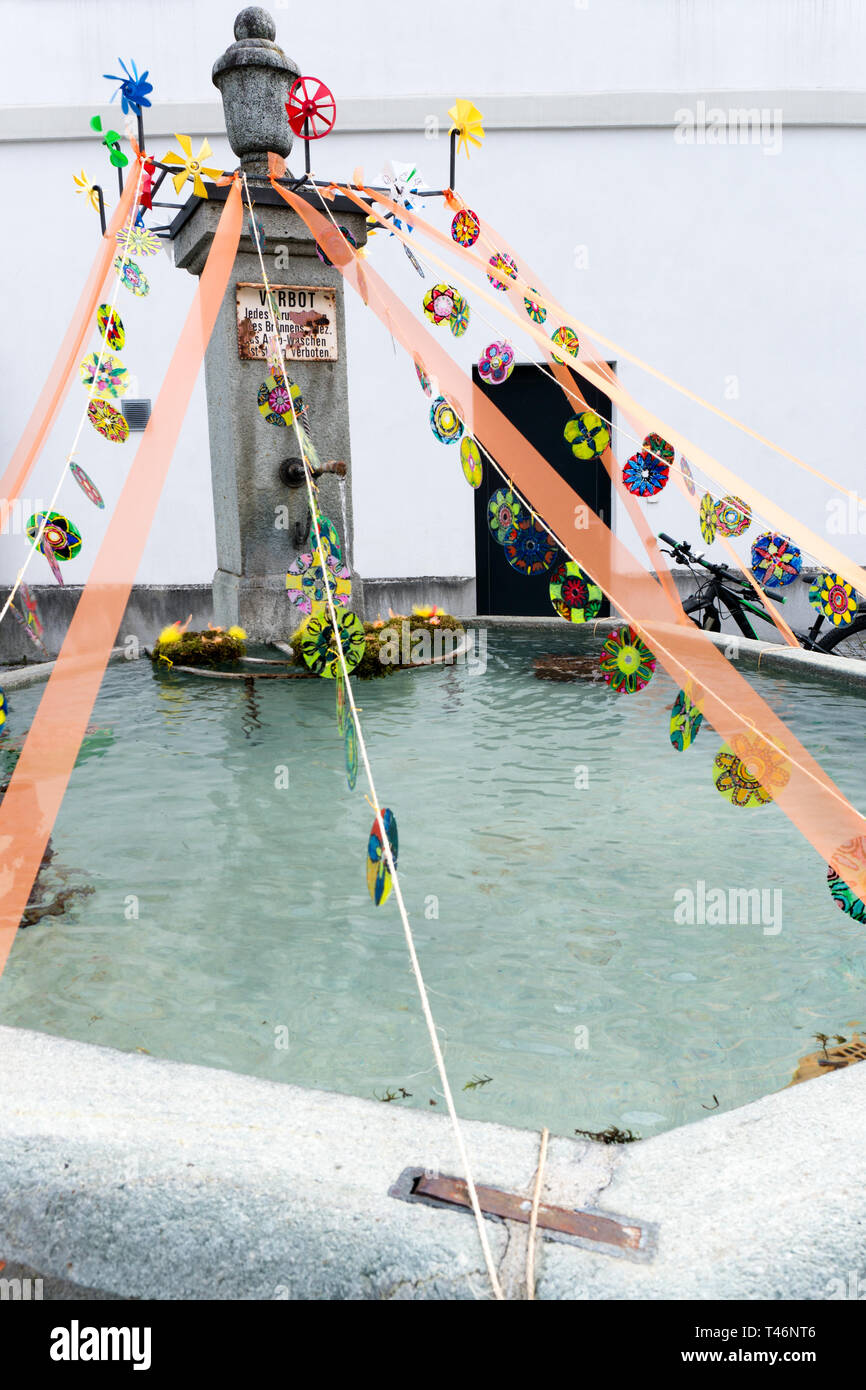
[1,0,865,587]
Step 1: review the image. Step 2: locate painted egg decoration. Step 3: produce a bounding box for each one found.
[68,462,105,509]
[87,398,129,443]
[96,303,125,350]
[451,208,480,247]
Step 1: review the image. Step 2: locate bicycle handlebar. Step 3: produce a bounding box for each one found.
[657,533,784,602]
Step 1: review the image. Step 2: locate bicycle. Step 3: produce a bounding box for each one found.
[657,533,866,659]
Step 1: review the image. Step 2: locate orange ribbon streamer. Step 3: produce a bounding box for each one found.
[0,162,142,517]
[269,173,866,900]
[0,181,243,970]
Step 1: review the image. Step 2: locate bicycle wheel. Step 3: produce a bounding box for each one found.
[816,613,866,659]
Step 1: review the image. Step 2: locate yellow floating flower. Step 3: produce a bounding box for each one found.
[448,99,485,159]
[162,135,223,199]
[73,169,105,213]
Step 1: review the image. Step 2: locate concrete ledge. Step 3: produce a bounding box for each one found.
[0,1026,863,1300]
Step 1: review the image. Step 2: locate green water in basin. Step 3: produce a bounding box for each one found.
[1,630,864,1140]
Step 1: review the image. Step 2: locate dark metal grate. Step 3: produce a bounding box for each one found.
[121,398,152,431]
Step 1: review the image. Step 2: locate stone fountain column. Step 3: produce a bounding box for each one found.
[169,4,367,638]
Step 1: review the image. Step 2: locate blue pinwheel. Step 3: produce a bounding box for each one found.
[104,59,153,116]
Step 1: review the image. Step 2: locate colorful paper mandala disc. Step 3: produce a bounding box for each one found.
[26,511,82,561]
[285,552,352,616]
[488,488,525,544]
[623,451,669,497]
[68,462,105,509]
[551,327,579,365]
[713,733,790,808]
[564,412,609,460]
[423,283,458,325]
[751,532,802,587]
[714,495,751,538]
[0,688,6,729]
[316,225,357,267]
[451,208,480,247]
[39,539,64,585]
[827,837,866,922]
[345,718,358,789]
[79,351,129,399]
[311,515,342,561]
[449,293,470,338]
[414,357,432,396]
[809,573,857,626]
[460,437,483,488]
[478,340,514,386]
[114,256,149,296]
[523,290,547,323]
[679,456,696,496]
[669,688,704,751]
[487,253,517,290]
[336,668,347,736]
[504,517,558,575]
[430,397,463,444]
[96,303,125,350]
[299,610,366,679]
[599,626,656,694]
[257,371,305,428]
[117,219,161,258]
[549,560,602,622]
[642,433,674,465]
[699,493,717,543]
[366,808,398,906]
[87,399,129,443]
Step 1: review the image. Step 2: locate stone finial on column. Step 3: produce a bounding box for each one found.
[212,6,300,175]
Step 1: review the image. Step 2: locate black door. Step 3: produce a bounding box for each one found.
[473,364,613,617]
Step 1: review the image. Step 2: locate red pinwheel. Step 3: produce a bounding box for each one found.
[286,76,337,139]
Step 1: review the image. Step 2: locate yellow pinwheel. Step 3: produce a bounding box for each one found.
[161,134,223,199]
[73,169,106,213]
[448,99,485,159]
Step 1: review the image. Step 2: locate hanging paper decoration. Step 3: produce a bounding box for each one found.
[451,208,480,247]
[39,538,64,586]
[699,493,717,543]
[285,551,352,616]
[623,451,669,498]
[713,732,790,808]
[423,283,458,326]
[73,170,104,213]
[751,532,802,587]
[104,59,153,115]
[504,516,558,575]
[114,256,150,297]
[403,244,425,278]
[300,610,366,678]
[87,399,129,443]
[714,495,751,538]
[162,135,223,199]
[117,219,162,259]
[478,340,515,386]
[9,584,48,656]
[285,75,337,139]
[367,808,399,906]
[26,512,82,562]
[345,717,358,789]
[669,687,704,752]
[460,437,483,488]
[487,253,517,290]
[523,290,547,324]
[599,626,656,694]
[79,351,129,399]
[311,515,342,560]
[809,572,857,626]
[96,304,125,350]
[642,433,674,465]
[316,226,357,266]
[550,327,579,365]
[0,688,7,729]
[430,397,463,445]
[336,668,347,736]
[827,837,866,923]
[449,293,470,338]
[448,99,485,159]
[69,462,105,509]
[487,488,526,544]
[564,412,609,460]
[414,357,432,396]
[679,455,696,496]
[257,371,307,428]
[549,560,602,623]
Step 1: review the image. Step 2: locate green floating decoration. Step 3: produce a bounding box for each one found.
[300,610,366,679]
[669,687,704,752]
[345,718,358,789]
[366,808,398,906]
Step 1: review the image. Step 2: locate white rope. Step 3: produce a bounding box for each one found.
[0,160,145,628]
[242,172,505,1302]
